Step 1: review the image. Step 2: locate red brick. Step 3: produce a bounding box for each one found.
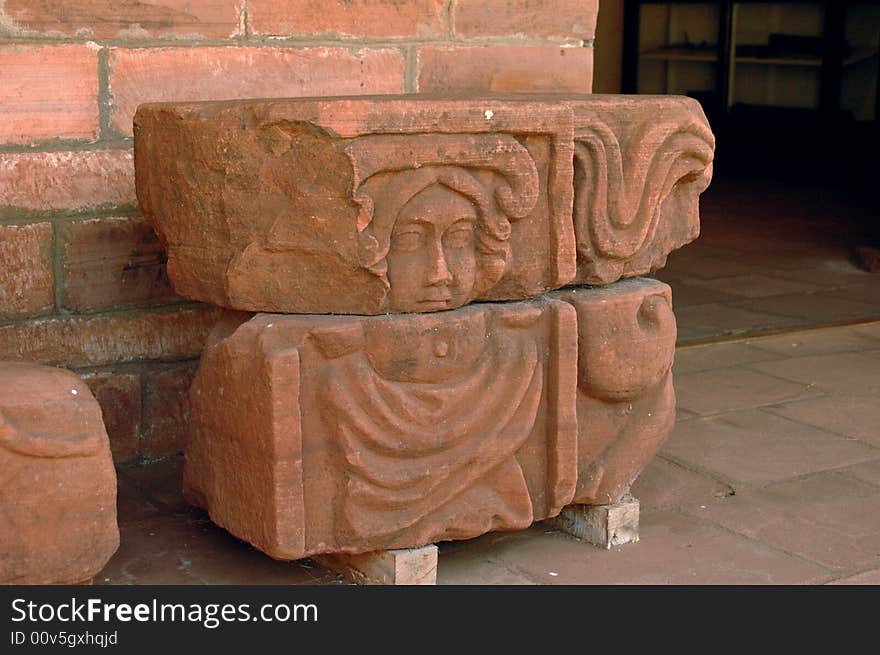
[59,216,177,311]
[142,362,197,458]
[109,46,405,136]
[0,305,221,367]
[418,45,593,93]
[82,371,142,462]
[0,44,98,145]
[1,0,241,40]
[453,0,598,41]
[0,222,54,318]
[0,150,135,214]
[248,0,444,38]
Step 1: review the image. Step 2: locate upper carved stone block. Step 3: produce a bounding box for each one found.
[135,94,713,314]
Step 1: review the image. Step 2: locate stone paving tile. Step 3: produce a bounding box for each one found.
[631,457,734,511]
[97,512,340,585]
[437,552,536,585]
[656,256,758,281]
[686,274,823,299]
[747,352,880,395]
[838,459,880,488]
[661,409,880,487]
[821,280,880,306]
[765,262,872,289]
[665,282,742,308]
[673,342,783,375]
[730,293,880,326]
[744,325,880,357]
[826,569,880,584]
[726,251,857,274]
[680,472,880,571]
[486,511,826,584]
[853,322,880,341]
[674,366,819,416]
[674,303,804,342]
[764,394,880,447]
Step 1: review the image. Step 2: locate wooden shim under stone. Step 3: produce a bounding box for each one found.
[551,496,640,549]
[314,545,438,585]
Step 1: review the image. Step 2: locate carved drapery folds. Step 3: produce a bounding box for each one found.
[134,94,712,315]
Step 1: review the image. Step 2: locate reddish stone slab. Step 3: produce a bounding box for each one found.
[110,47,404,137]
[0,44,99,146]
[141,362,198,458]
[0,150,135,214]
[135,96,576,314]
[0,222,54,319]
[81,371,141,462]
[0,362,118,584]
[183,280,676,559]
[566,95,714,284]
[0,0,241,40]
[418,46,593,93]
[0,305,220,368]
[248,0,445,38]
[59,216,178,311]
[184,297,580,559]
[452,0,598,41]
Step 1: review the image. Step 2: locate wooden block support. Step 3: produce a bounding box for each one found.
[314,545,438,585]
[551,496,640,549]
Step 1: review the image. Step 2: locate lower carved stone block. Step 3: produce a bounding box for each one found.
[183,278,675,560]
[315,545,438,586]
[551,497,640,549]
[0,362,119,585]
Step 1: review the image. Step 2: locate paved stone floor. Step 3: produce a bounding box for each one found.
[656,175,879,343]
[99,320,880,585]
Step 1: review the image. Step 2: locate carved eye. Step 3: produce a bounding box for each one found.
[443,222,474,249]
[391,228,425,252]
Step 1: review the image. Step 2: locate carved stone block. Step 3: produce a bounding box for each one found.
[184,297,579,559]
[550,278,677,506]
[566,95,714,285]
[0,362,119,584]
[183,278,676,560]
[134,94,714,315]
[135,96,576,314]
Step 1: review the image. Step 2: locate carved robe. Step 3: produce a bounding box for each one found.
[184,299,579,558]
[317,310,543,543]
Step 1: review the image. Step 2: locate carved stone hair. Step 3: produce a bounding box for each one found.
[344,133,540,300]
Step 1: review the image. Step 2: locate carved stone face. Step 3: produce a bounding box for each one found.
[385,184,478,313]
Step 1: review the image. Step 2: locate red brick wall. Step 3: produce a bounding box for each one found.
[0,0,597,463]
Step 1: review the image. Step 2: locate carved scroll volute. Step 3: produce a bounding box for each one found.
[344,134,540,312]
[572,97,715,284]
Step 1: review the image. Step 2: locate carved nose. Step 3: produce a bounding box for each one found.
[425,241,453,286]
